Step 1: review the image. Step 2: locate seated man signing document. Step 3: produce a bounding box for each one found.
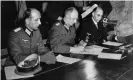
[48,7,84,54]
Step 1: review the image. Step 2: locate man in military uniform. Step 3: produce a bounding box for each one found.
[79,6,108,45]
[5,8,56,66]
[48,7,84,54]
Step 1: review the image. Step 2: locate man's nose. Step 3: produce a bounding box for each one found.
[74,19,77,23]
[38,20,41,25]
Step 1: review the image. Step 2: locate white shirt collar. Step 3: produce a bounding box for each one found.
[92,17,98,29]
[92,17,97,25]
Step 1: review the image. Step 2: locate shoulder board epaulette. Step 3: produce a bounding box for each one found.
[14,27,21,32]
[55,22,60,26]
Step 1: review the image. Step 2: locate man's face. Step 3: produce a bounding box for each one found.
[92,8,103,23]
[27,10,41,31]
[66,10,78,26]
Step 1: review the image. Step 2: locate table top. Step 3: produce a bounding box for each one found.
[24,53,133,80]
[1,62,66,80]
[2,43,133,80]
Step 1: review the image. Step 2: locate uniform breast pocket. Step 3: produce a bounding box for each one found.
[20,39,30,48]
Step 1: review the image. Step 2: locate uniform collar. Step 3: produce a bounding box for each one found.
[64,24,70,30]
[62,20,70,30]
[25,28,33,37]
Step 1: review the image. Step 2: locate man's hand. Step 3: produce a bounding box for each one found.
[70,46,85,53]
[40,51,56,64]
[79,40,87,47]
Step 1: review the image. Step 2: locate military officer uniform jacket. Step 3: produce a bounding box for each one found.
[5,27,53,66]
[48,20,76,54]
[79,17,107,45]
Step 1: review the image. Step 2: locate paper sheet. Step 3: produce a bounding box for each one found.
[98,53,122,60]
[89,45,108,49]
[4,66,34,80]
[81,48,103,55]
[102,41,123,46]
[73,45,107,55]
[56,54,81,64]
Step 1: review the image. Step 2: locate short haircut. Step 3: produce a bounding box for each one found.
[19,8,40,28]
[23,8,33,21]
[63,7,77,18]
[19,8,33,27]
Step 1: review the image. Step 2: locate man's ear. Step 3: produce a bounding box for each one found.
[25,18,30,24]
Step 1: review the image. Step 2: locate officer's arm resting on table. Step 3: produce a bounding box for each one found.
[38,31,56,64]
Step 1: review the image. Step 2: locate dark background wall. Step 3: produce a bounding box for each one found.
[1,1,17,49]
[1,1,112,49]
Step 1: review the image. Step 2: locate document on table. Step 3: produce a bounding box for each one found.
[98,53,122,60]
[4,66,34,80]
[81,48,103,55]
[73,45,107,55]
[56,54,81,64]
[88,45,108,49]
[103,41,123,46]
